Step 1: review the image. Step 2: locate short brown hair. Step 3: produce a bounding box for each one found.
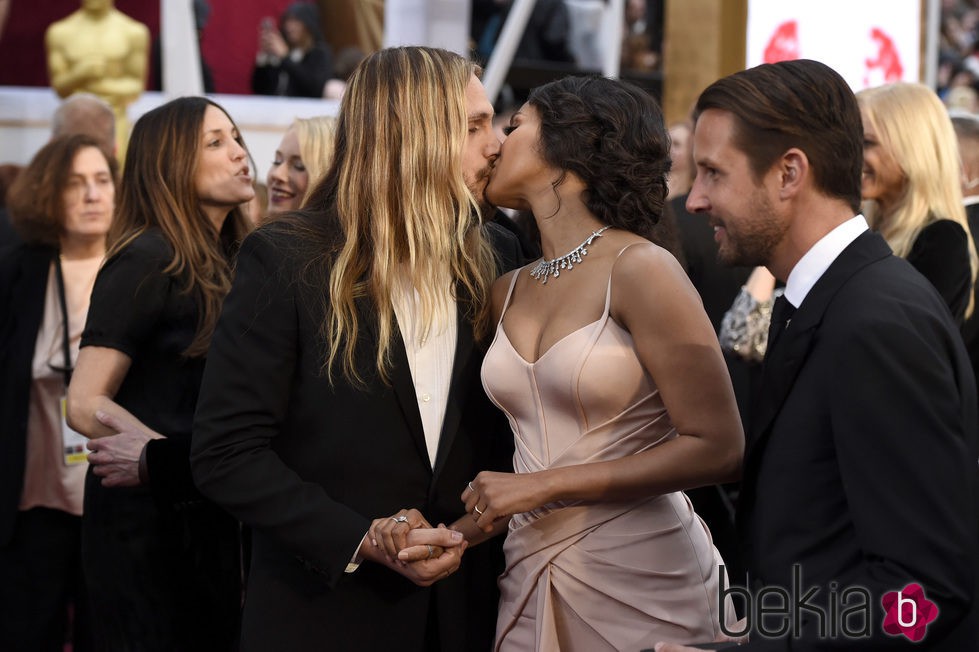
[7,134,118,246]
[694,59,863,212]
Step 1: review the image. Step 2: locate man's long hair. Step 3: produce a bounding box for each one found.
[301,46,497,386]
[107,97,252,357]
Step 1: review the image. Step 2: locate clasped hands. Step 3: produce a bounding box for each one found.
[360,472,547,587]
[362,509,467,587]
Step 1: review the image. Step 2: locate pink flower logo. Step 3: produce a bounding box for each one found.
[881,583,939,642]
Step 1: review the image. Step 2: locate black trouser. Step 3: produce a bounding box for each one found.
[0,506,92,652]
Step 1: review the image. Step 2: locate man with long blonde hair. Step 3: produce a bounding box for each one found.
[192,46,520,651]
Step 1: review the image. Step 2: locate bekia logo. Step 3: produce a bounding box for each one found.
[719,568,940,643]
[881,583,939,642]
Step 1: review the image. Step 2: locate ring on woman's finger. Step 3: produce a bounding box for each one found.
[426,544,434,559]
[391,515,409,524]
[467,481,475,492]
[473,506,484,516]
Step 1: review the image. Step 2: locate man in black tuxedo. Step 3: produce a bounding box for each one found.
[192,47,520,651]
[658,60,978,650]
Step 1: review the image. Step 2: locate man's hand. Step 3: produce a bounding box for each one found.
[86,410,163,488]
[360,515,468,587]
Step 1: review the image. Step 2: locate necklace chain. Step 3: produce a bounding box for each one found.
[530,226,611,284]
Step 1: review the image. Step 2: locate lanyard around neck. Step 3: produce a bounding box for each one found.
[52,254,73,388]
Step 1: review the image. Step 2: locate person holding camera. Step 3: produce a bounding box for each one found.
[252,2,334,98]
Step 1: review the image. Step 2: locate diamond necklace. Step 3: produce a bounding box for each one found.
[530,225,612,284]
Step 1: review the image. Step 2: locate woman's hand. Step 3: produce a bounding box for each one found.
[367,508,432,562]
[462,470,554,532]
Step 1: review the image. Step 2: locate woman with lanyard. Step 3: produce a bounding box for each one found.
[0,134,116,651]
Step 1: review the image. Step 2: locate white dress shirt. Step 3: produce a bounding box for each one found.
[783,214,869,309]
[391,282,457,468]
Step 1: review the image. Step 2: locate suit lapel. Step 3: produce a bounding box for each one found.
[744,231,893,470]
[357,295,432,470]
[432,297,474,484]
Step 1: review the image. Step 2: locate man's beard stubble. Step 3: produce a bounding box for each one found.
[716,191,786,268]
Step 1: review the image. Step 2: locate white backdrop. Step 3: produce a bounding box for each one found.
[746,0,923,90]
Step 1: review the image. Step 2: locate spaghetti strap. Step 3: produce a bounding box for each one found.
[497,268,523,328]
[604,242,653,314]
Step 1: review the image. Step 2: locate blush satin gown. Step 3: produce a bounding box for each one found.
[482,251,735,651]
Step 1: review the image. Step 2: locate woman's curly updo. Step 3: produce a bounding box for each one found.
[527,75,670,237]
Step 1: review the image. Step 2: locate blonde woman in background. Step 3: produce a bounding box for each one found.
[858,82,977,323]
[265,115,336,218]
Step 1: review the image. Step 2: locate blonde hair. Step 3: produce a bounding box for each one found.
[858,83,977,317]
[303,46,497,385]
[293,115,336,204]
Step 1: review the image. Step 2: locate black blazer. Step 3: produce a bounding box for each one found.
[192,217,519,652]
[906,219,972,326]
[0,244,54,545]
[962,204,979,395]
[737,231,979,650]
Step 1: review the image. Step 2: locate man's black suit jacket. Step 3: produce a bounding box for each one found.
[737,230,979,650]
[962,203,979,394]
[191,217,520,652]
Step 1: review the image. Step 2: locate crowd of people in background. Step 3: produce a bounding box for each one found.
[248,0,663,103]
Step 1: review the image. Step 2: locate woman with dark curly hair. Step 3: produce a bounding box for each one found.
[451,76,744,650]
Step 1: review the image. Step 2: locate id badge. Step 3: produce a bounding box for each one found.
[61,396,89,466]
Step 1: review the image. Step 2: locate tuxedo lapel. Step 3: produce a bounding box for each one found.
[432,299,474,484]
[744,231,893,470]
[357,295,431,470]
[747,319,817,462]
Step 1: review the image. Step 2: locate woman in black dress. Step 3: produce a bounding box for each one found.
[67,97,253,651]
